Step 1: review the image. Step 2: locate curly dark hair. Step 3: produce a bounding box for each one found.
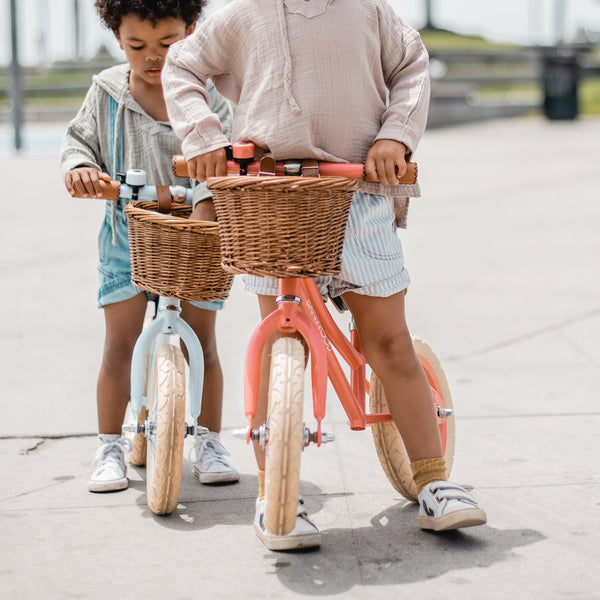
[95,0,207,31]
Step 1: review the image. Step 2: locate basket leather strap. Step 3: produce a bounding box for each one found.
[301,159,319,177]
[156,185,172,213]
[258,156,276,175]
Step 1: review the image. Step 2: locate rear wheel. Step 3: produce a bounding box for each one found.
[264,337,305,536]
[370,336,455,502]
[146,345,186,515]
[130,303,159,466]
[128,405,148,466]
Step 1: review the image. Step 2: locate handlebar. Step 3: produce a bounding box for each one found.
[171,142,418,184]
[80,140,418,204]
[86,169,194,206]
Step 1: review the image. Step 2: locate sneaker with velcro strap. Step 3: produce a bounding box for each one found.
[418,480,487,531]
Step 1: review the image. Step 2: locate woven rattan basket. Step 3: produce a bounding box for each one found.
[207,176,360,277]
[124,201,234,302]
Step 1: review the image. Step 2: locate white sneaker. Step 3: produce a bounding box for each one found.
[418,480,487,531]
[254,497,321,551]
[188,431,239,484]
[88,435,132,493]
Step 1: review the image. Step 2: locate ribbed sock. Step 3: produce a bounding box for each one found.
[410,457,447,494]
[258,469,265,501]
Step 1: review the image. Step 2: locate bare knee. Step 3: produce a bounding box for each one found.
[101,336,136,374]
[201,338,220,369]
[364,330,419,381]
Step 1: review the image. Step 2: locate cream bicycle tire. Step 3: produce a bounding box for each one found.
[370,336,455,502]
[264,337,305,536]
[146,344,186,515]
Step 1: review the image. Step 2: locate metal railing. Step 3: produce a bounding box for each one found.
[2,46,599,149]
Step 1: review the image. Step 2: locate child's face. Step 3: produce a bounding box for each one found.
[115,15,194,86]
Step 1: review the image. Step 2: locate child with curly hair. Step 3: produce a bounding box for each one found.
[60,0,239,493]
[162,0,487,550]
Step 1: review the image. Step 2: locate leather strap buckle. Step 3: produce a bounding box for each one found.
[301,159,319,177]
[156,185,172,213]
[258,156,277,176]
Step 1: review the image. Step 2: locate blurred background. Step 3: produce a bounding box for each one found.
[2,0,600,151]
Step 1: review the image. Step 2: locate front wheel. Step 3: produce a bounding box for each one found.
[146,345,186,515]
[369,336,455,502]
[264,337,305,536]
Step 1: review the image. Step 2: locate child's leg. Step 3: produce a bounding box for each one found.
[343,289,486,530]
[97,293,147,433]
[181,303,238,484]
[90,292,147,492]
[342,290,442,461]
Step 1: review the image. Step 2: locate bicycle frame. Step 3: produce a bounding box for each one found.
[243,277,396,446]
[99,169,205,436]
[83,168,209,436]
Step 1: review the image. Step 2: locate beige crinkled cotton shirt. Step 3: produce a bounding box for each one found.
[163,0,430,214]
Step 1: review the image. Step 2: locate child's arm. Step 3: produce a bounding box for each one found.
[375,5,431,165]
[186,147,228,182]
[60,84,108,194]
[364,139,408,186]
[183,80,233,182]
[187,84,235,220]
[190,199,217,222]
[163,19,234,168]
[65,167,111,198]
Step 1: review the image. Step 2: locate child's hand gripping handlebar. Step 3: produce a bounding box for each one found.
[171,142,418,183]
[91,169,194,211]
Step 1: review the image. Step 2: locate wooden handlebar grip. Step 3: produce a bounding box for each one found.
[173,155,190,178]
[362,161,418,185]
[99,180,120,201]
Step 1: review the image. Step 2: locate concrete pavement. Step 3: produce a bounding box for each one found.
[1,116,599,599]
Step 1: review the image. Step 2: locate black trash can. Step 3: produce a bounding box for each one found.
[542,47,579,120]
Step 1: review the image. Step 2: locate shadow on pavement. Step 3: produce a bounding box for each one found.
[269,501,545,595]
[128,463,545,594]
[131,473,327,532]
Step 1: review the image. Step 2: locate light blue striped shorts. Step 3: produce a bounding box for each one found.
[243,190,410,299]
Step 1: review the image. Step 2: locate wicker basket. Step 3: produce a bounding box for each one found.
[207,176,360,277]
[124,201,234,302]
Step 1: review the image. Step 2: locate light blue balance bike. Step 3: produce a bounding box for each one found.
[99,168,233,514]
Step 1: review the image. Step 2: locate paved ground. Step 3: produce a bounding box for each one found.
[1,116,599,599]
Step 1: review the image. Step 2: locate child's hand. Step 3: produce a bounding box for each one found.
[364,139,408,186]
[187,147,228,182]
[189,199,217,222]
[65,167,111,198]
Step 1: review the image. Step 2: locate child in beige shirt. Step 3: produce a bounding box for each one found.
[163,0,487,551]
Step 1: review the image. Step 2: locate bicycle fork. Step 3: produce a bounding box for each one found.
[241,278,336,447]
[124,296,207,438]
